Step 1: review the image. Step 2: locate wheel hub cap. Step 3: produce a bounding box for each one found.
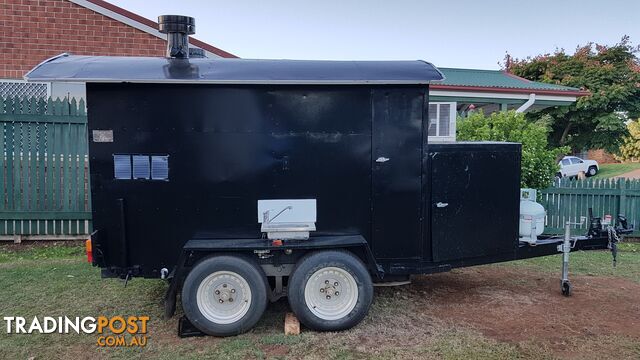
[304,267,358,321]
[197,271,252,324]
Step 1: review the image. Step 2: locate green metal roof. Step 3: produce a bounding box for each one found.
[436,67,582,92]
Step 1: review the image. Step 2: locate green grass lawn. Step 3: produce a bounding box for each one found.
[503,242,640,283]
[593,162,640,178]
[0,242,638,359]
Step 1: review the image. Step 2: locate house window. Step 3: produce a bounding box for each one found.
[428,102,457,139]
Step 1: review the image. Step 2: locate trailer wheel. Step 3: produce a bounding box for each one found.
[288,250,373,331]
[181,255,268,336]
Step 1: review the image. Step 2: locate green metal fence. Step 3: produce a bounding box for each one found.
[0,96,90,241]
[540,177,640,236]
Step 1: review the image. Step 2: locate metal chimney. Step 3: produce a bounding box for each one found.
[158,15,195,59]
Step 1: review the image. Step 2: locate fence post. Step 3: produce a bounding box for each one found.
[619,178,627,218]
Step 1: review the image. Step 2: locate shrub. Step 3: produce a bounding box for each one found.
[457,111,568,189]
[616,119,640,161]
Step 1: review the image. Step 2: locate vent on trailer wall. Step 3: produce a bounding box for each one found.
[113,155,169,181]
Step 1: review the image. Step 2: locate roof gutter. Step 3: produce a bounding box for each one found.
[516,93,536,113]
[429,84,589,97]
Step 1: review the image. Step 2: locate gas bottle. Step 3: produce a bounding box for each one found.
[519,189,545,243]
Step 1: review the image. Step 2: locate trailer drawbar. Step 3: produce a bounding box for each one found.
[25,15,633,337]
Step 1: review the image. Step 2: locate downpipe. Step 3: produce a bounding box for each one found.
[516,93,536,113]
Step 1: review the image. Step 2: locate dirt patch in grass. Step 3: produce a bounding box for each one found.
[262,344,289,358]
[410,266,640,346]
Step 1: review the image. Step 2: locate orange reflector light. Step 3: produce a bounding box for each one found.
[271,239,283,246]
[85,239,93,263]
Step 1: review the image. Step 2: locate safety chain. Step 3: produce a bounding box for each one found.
[607,226,621,267]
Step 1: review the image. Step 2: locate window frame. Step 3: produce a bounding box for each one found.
[428,102,457,140]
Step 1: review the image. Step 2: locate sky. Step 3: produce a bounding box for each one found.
[108,0,639,70]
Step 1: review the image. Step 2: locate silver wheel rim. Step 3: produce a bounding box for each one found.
[196,271,252,325]
[590,168,596,175]
[304,266,358,321]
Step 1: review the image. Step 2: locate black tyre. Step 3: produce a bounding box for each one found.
[287,250,373,331]
[587,166,598,177]
[181,255,269,336]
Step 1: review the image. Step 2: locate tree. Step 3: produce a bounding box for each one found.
[617,119,640,161]
[504,36,640,153]
[457,111,567,189]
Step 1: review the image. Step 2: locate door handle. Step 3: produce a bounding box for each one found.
[436,202,448,208]
[376,157,390,163]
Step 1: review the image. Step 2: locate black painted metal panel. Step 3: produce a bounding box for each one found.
[87,82,524,278]
[429,142,521,262]
[88,83,429,277]
[371,89,425,259]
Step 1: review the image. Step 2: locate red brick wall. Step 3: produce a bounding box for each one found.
[0,0,167,79]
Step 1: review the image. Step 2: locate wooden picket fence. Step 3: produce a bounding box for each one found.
[0,96,90,242]
[540,177,640,236]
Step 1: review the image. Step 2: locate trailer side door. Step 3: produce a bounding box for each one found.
[429,145,520,262]
[371,88,425,260]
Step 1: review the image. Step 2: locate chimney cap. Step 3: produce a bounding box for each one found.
[158,15,195,35]
[189,48,206,58]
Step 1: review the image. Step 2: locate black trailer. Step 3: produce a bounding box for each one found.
[25,16,631,337]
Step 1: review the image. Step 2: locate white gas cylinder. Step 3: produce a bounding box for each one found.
[519,189,545,240]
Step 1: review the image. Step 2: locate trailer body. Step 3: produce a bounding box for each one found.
[26,53,621,336]
[76,78,522,278]
[22,54,560,277]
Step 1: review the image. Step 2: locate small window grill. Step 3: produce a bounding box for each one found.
[132,155,151,180]
[0,80,49,99]
[113,154,169,181]
[114,155,132,180]
[151,155,169,180]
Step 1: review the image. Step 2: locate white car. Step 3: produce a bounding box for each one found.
[557,156,599,177]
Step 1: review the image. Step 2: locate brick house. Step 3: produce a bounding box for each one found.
[0,0,235,100]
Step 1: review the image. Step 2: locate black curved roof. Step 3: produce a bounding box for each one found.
[25,54,444,85]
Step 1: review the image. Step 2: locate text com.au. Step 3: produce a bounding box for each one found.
[3,316,149,347]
